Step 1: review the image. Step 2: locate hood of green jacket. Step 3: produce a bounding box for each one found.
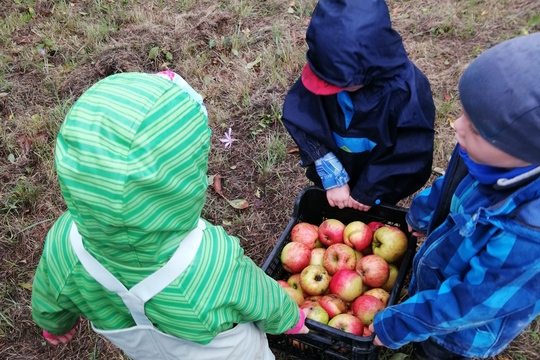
[55,72,211,267]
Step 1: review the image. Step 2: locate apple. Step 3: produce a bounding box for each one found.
[372,226,408,263]
[300,265,331,295]
[323,243,357,275]
[277,280,290,288]
[381,263,399,292]
[367,221,385,233]
[309,248,326,267]
[304,295,322,302]
[319,294,347,318]
[287,273,303,293]
[327,314,363,336]
[281,241,311,273]
[353,249,363,266]
[300,302,330,324]
[284,286,304,306]
[291,222,320,249]
[356,254,389,288]
[318,219,345,246]
[363,288,390,306]
[362,327,373,337]
[329,269,363,302]
[343,221,373,252]
[351,294,385,326]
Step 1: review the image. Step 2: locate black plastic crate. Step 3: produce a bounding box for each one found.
[262,186,417,360]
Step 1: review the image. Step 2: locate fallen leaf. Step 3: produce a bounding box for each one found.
[388,353,409,360]
[0,92,8,97]
[433,167,446,175]
[255,188,261,198]
[213,174,223,196]
[8,154,15,163]
[246,56,262,69]
[222,219,232,226]
[287,147,299,154]
[17,135,32,155]
[228,199,249,209]
[19,282,33,290]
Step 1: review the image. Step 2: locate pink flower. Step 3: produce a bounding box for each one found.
[219,128,238,148]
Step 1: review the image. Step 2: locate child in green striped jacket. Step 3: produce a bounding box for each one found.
[31,72,307,360]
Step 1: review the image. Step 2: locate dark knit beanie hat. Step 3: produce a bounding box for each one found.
[458,32,540,165]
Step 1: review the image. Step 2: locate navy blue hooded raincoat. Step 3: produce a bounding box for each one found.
[282,0,436,206]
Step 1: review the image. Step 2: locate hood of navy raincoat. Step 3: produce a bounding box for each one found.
[306,0,409,87]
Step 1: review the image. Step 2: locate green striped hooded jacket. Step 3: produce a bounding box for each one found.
[31,73,299,343]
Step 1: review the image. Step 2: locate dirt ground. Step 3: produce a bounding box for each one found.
[1,0,539,359]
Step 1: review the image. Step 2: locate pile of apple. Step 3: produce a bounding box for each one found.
[279,219,408,337]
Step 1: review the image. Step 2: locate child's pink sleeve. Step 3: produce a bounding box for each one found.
[284,308,307,334]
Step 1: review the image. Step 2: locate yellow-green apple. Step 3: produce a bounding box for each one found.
[300,265,331,295]
[351,294,385,326]
[381,263,399,292]
[318,219,345,246]
[356,254,389,288]
[284,286,304,306]
[281,241,311,273]
[372,226,408,263]
[343,221,373,252]
[309,248,326,267]
[319,294,347,318]
[327,314,363,336]
[300,302,330,324]
[277,280,290,288]
[323,243,356,275]
[353,249,363,267]
[329,269,363,302]
[291,222,320,249]
[363,288,390,306]
[367,221,384,233]
[287,273,303,294]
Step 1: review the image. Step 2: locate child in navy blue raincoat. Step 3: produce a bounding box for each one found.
[282,0,435,211]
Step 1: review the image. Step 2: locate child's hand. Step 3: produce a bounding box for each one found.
[326,185,350,209]
[407,224,426,238]
[368,324,385,347]
[347,197,371,212]
[43,318,81,345]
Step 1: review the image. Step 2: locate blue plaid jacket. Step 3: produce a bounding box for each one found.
[374,168,540,357]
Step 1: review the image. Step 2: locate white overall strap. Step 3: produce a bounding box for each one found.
[69,219,205,326]
[129,220,205,302]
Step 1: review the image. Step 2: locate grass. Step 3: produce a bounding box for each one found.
[0,0,539,359]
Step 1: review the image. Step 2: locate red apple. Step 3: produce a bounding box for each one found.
[343,221,373,252]
[327,314,363,336]
[281,241,311,273]
[323,243,357,275]
[381,263,399,292]
[372,226,408,263]
[284,286,304,306]
[329,269,363,302]
[367,221,385,233]
[291,222,320,249]
[318,219,345,246]
[362,327,373,337]
[300,302,329,324]
[351,294,385,326]
[310,248,326,267]
[277,280,290,288]
[300,265,331,295]
[356,254,389,288]
[363,287,390,306]
[319,294,347,318]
